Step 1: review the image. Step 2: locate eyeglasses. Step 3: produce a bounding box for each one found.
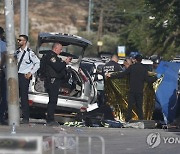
[17,39,25,42]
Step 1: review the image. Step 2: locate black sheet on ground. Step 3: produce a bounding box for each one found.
[77,104,114,121]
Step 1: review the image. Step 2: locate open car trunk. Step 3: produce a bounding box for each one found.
[28,33,97,112]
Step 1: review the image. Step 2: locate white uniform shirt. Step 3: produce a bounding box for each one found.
[0,39,6,67]
[0,39,6,53]
[0,39,6,55]
[17,46,40,74]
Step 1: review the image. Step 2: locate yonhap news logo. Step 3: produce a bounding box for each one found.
[147,132,161,148]
[147,132,180,148]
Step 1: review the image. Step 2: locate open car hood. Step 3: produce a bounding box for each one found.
[36,32,92,70]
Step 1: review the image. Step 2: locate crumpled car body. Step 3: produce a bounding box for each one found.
[28,33,97,114]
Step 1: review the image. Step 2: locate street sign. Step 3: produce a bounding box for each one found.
[117,46,126,57]
[97,41,103,46]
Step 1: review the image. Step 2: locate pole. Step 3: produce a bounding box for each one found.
[25,0,29,36]
[87,0,92,33]
[97,9,103,52]
[4,0,20,126]
[20,0,26,35]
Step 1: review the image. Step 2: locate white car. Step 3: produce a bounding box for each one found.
[28,33,97,120]
[80,58,106,106]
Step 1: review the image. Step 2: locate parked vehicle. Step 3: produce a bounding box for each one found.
[28,33,97,121]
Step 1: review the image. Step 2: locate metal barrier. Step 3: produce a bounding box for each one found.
[43,134,105,154]
[0,135,42,154]
[0,134,105,154]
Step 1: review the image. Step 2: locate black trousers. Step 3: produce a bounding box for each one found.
[46,78,61,122]
[18,73,30,120]
[126,92,143,122]
[0,70,7,121]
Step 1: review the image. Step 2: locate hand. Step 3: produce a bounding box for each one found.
[105,73,111,78]
[65,57,72,64]
[25,72,32,79]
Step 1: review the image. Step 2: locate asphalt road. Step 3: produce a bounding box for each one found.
[0,120,179,154]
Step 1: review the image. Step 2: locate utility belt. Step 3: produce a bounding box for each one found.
[48,73,65,80]
[45,77,62,88]
[18,73,32,80]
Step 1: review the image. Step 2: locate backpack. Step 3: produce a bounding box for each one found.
[37,54,47,79]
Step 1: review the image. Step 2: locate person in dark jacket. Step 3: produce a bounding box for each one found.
[123,58,133,70]
[44,43,72,126]
[106,54,157,122]
[0,26,7,125]
[100,54,123,116]
[102,54,123,80]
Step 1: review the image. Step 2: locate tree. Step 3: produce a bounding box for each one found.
[144,0,180,59]
[91,0,180,59]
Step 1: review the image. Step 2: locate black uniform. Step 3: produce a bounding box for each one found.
[0,69,7,124]
[101,60,123,107]
[102,60,123,80]
[44,50,66,123]
[111,62,157,121]
[103,60,122,73]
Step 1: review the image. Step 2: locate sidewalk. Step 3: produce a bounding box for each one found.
[0,121,106,154]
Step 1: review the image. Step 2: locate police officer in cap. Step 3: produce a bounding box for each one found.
[44,43,72,126]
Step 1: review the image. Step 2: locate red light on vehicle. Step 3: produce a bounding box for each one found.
[28,100,33,106]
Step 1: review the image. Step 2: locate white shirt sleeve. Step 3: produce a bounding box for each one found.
[0,40,6,53]
[29,50,40,74]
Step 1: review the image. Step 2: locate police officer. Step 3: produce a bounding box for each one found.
[16,34,40,124]
[44,43,72,126]
[0,27,7,125]
[102,54,123,80]
[123,58,133,70]
[101,54,123,108]
[106,55,157,122]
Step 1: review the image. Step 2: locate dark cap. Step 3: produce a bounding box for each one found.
[135,54,143,62]
[0,27,4,34]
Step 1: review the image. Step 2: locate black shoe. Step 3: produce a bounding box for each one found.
[21,119,29,124]
[47,121,60,126]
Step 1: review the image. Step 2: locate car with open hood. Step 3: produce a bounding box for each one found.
[28,33,97,121]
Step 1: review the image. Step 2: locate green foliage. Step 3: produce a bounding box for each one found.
[145,0,180,58]
[91,0,180,60]
[78,31,119,57]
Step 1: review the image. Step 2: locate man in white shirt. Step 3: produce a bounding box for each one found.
[16,34,40,124]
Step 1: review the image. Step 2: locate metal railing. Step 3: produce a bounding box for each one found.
[43,134,105,154]
[0,134,105,154]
